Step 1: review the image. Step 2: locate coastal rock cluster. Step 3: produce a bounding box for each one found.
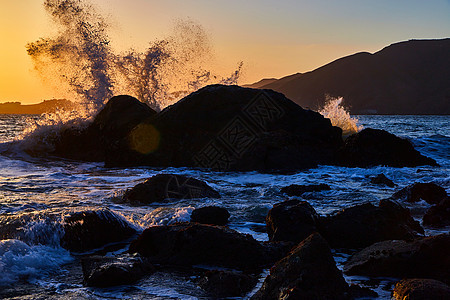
[51,84,437,171]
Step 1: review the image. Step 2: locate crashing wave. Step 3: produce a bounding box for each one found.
[319,96,363,138]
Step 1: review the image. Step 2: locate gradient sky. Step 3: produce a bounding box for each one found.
[1,0,449,103]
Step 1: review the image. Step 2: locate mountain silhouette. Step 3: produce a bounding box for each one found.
[246,39,450,114]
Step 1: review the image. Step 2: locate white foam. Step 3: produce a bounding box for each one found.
[0,239,73,286]
[319,96,363,137]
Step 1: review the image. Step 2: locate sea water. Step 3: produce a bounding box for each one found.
[0,114,448,299]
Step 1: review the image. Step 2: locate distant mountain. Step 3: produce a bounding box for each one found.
[242,78,278,89]
[0,99,74,114]
[247,39,450,114]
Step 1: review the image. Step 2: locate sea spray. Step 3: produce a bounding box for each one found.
[27,0,243,113]
[319,96,363,138]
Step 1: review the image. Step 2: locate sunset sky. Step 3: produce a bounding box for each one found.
[1,0,449,104]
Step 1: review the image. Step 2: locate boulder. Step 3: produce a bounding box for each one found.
[280,183,331,196]
[106,84,343,171]
[337,128,437,167]
[122,174,220,204]
[391,182,448,205]
[128,223,276,271]
[61,209,137,252]
[190,206,230,225]
[197,270,258,298]
[392,279,450,300]
[423,197,450,227]
[319,199,424,248]
[344,234,450,283]
[370,173,396,187]
[53,95,157,162]
[251,233,349,300]
[81,255,154,287]
[266,200,320,243]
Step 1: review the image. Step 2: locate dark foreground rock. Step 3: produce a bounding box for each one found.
[128,223,279,271]
[344,234,450,283]
[370,173,396,187]
[391,182,448,205]
[190,206,230,225]
[266,200,320,243]
[81,255,154,287]
[61,209,137,252]
[53,95,157,162]
[122,174,220,204]
[198,270,258,298]
[337,128,437,167]
[392,279,450,300]
[319,199,424,248]
[251,233,349,300]
[280,183,331,196]
[0,208,136,253]
[423,197,450,227]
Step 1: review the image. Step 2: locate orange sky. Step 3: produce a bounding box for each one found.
[1,0,449,104]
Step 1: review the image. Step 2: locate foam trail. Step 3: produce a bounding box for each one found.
[319,96,363,138]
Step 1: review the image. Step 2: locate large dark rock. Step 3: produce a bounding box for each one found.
[106,85,343,171]
[53,95,156,162]
[392,279,450,300]
[61,209,137,252]
[423,197,450,227]
[391,182,448,205]
[280,183,331,196]
[128,223,277,271]
[251,233,349,300]
[122,174,220,204]
[197,270,258,298]
[344,234,450,284]
[337,128,437,167]
[190,206,230,225]
[266,200,320,243]
[81,255,154,287]
[319,199,424,249]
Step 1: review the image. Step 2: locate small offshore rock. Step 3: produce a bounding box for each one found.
[251,233,349,300]
[266,199,320,243]
[392,278,450,300]
[370,173,396,187]
[61,208,136,252]
[122,174,220,204]
[344,234,450,283]
[190,206,230,225]
[280,183,331,196]
[423,197,450,227]
[81,255,154,287]
[391,182,448,204]
[197,270,258,298]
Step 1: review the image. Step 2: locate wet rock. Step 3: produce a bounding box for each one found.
[370,173,396,187]
[348,284,378,299]
[53,95,156,162]
[392,279,450,300]
[81,255,155,287]
[338,128,437,167]
[391,182,448,205]
[266,200,320,243]
[122,174,220,204]
[344,234,450,283]
[108,84,343,171]
[128,223,275,271]
[251,233,349,300]
[61,209,137,252]
[280,183,331,196]
[190,206,230,225]
[423,197,450,227]
[197,270,258,298]
[319,199,424,249]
